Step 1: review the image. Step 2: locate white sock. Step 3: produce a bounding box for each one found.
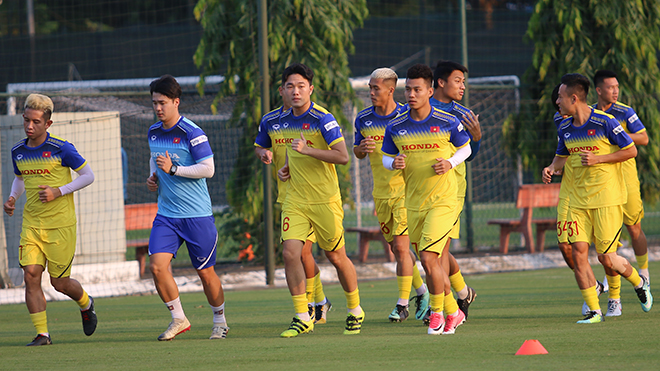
[640,268,650,281]
[348,305,363,317]
[210,303,226,325]
[415,284,428,296]
[397,298,409,306]
[456,286,469,300]
[165,297,186,320]
[317,298,327,306]
[297,312,311,322]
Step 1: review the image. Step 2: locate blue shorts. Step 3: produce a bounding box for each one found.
[149,215,218,270]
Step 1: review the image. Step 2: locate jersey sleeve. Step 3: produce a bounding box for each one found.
[449,119,470,148]
[624,107,646,134]
[254,118,273,149]
[188,127,214,163]
[60,142,87,171]
[320,114,344,147]
[353,117,364,146]
[607,119,634,149]
[553,112,564,131]
[12,155,20,176]
[466,139,480,162]
[556,132,569,156]
[381,124,398,157]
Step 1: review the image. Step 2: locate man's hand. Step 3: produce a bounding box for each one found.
[38,185,61,203]
[433,158,452,175]
[278,164,290,182]
[147,172,158,192]
[542,166,556,184]
[258,149,273,164]
[3,196,15,216]
[393,154,407,170]
[291,133,309,155]
[156,150,174,173]
[579,151,599,166]
[356,136,376,155]
[461,111,481,142]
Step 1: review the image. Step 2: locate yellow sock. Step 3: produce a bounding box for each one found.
[313,273,326,303]
[444,293,459,316]
[412,264,424,290]
[636,253,649,270]
[76,290,90,310]
[580,286,600,312]
[397,276,413,302]
[30,311,48,335]
[344,289,360,310]
[306,278,315,304]
[624,268,642,287]
[606,274,621,300]
[430,292,445,313]
[449,270,467,294]
[292,294,308,316]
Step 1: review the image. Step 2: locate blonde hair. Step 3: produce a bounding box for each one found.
[370,68,398,85]
[24,93,54,120]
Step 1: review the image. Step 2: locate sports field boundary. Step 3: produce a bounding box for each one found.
[1,245,658,305]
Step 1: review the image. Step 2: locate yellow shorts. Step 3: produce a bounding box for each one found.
[306,230,317,244]
[408,203,458,256]
[282,200,344,252]
[19,225,77,278]
[556,197,570,244]
[567,205,623,254]
[449,197,465,240]
[623,181,644,226]
[374,196,408,243]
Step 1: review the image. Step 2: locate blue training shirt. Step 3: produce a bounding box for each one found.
[148,116,214,218]
[429,97,480,160]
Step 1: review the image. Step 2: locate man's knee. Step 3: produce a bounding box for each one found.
[626,223,642,239]
[598,253,628,272]
[282,242,303,264]
[50,276,70,293]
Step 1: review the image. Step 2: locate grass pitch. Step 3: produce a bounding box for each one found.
[1,262,658,370]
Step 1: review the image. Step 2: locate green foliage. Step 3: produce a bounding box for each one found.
[506,0,660,201]
[193,0,368,252]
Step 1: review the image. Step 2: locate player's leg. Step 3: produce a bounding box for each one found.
[623,173,649,281]
[568,208,603,323]
[556,196,575,269]
[309,236,332,324]
[149,215,190,340]
[280,203,314,337]
[312,200,363,335]
[440,241,465,334]
[44,225,96,337]
[419,250,446,334]
[595,205,652,312]
[23,264,51,346]
[389,234,413,322]
[301,236,319,320]
[184,216,229,339]
[410,249,429,320]
[446,198,476,319]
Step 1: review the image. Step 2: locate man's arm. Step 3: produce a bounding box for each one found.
[353,137,375,159]
[255,146,273,164]
[291,133,349,165]
[628,131,649,146]
[39,164,95,203]
[542,156,568,184]
[172,158,214,179]
[579,145,637,166]
[3,175,24,216]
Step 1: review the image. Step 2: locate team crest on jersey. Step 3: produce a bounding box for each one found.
[588,130,595,136]
[430,126,439,133]
[303,123,310,130]
[273,123,281,130]
[283,122,289,128]
[42,151,51,158]
[564,133,571,138]
[173,137,181,144]
[365,120,373,126]
[16,154,23,160]
[398,129,407,135]
[151,135,157,141]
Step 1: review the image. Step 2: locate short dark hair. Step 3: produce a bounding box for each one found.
[150,74,182,99]
[560,73,590,102]
[551,83,561,112]
[282,63,314,85]
[433,60,468,89]
[593,69,617,88]
[406,63,434,88]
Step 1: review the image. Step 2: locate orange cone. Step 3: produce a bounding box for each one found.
[515,339,548,355]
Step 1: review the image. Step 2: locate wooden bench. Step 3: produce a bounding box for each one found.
[125,203,158,277]
[345,226,395,263]
[487,183,561,254]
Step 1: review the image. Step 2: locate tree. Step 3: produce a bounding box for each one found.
[193,0,368,260]
[504,0,660,201]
